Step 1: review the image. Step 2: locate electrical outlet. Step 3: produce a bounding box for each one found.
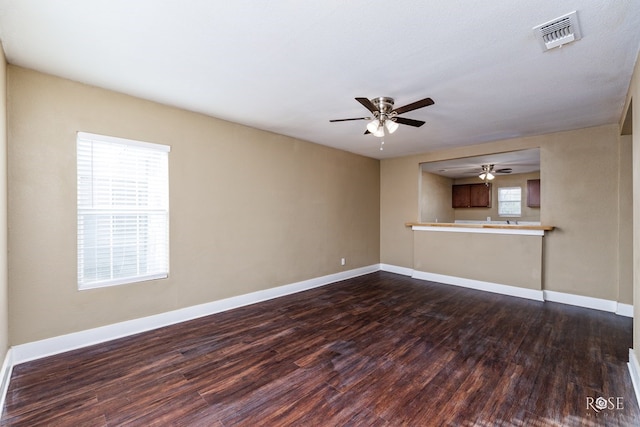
[341,258,346,266]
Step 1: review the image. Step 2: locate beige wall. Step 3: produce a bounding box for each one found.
[0,47,8,360]
[452,172,541,222]
[7,66,380,344]
[419,172,454,223]
[381,158,420,268]
[381,124,629,304]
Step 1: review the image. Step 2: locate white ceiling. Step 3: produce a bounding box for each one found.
[0,1,638,159]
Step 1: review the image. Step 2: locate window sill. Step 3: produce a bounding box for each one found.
[78,273,168,291]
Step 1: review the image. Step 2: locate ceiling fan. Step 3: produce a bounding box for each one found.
[329,96,434,137]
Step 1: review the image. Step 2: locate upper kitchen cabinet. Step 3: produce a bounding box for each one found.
[527,179,541,208]
[452,183,491,208]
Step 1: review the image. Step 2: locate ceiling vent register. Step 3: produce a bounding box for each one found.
[533,11,581,51]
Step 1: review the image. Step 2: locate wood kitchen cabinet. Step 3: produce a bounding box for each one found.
[452,185,470,208]
[527,179,541,208]
[452,183,491,208]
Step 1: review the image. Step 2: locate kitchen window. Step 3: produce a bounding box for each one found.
[498,187,521,217]
[77,132,170,290]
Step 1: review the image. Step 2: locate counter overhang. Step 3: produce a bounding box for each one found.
[406,222,554,236]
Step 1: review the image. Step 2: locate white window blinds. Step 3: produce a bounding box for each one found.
[498,187,522,217]
[77,132,170,289]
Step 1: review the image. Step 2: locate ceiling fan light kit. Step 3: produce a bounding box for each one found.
[479,164,495,183]
[479,172,495,180]
[366,119,398,138]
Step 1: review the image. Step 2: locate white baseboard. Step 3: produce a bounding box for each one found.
[616,303,634,318]
[542,290,626,314]
[411,270,545,301]
[0,348,13,419]
[379,263,414,276]
[11,264,379,365]
[381,265,635,317]
[629,349,640,408]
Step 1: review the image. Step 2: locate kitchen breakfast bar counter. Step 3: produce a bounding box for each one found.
[404,222,555,301]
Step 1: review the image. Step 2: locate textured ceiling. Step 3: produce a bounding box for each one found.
[0,1,638,159]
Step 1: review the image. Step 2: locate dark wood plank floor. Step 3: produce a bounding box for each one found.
[2,272,638,426]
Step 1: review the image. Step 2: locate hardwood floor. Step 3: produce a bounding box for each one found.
[2,271,638,426]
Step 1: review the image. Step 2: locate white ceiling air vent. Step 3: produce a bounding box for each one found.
[533,11,581,51]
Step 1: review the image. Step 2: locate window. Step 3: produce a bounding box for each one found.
[77,132,170,289]
[498,187,521,217]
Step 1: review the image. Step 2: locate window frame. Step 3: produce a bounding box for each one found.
[77,132,170,290]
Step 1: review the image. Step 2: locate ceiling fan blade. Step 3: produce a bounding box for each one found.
[394,117,426,127]
[355,97,378,114]
[495,168,513,174]
[329,117,371,122]
[393,97,434,115]
[364,129,371,135]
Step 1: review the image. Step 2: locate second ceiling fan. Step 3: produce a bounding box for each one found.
[330,96,434,137]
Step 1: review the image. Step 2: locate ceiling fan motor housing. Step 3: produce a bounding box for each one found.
[372,97,394,112]
[372,97,396,121]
